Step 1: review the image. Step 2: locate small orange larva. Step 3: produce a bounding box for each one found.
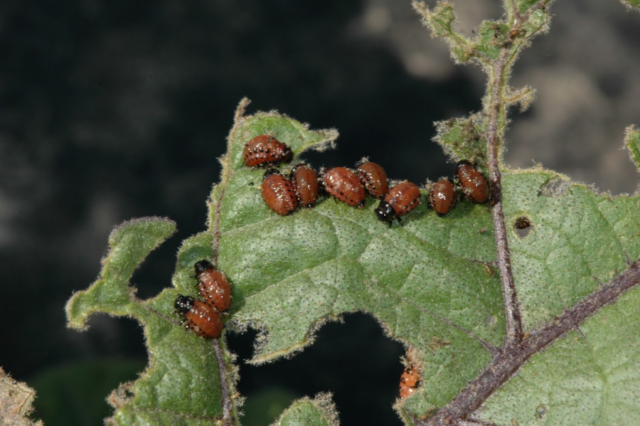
[174,295,223,339]
[456,161,490,204]
[243,135,292,167]
[194,260,232,313]
[428,179,457,216]
[375,181,421,225]
[399,366,420,398]
[290,164,320,208]
[321,167,366,208]
[355,161,389,199]
[262,169,298,215]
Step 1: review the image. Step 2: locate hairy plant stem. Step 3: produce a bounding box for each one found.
[486,51,523,346]
[481,0,557,348]
[419,260,640,425]
[482,0,551,350]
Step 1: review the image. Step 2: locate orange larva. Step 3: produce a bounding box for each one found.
[174,295,223,339]
[321,167,366,208]
[355,161,389,199]
[456,160,490,204]
[375,181,421,225]
[399,366,420,399]
[290,164,320,208]
[194,260,232,313]
[262,169,298,215]
[428,179,457,216]
[243,135,293,167]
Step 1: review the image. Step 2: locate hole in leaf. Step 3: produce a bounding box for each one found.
[131,233,182,300]
[226,313,404,425]
[514,215,533,238]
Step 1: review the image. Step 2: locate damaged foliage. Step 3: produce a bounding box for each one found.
[62,0,640,424]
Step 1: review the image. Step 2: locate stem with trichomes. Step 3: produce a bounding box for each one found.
[485,46,523,346]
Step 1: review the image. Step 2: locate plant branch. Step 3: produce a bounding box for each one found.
[508,0,522,22]
[486,48,523,346]
[417,260,640,425]
[482,0,553,348]
[485,0,553,349]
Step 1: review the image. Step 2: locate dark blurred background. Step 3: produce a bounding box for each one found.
[0,0,638,425]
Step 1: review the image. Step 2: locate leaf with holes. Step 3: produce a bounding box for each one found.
[212,101,504,419]
[66,94,640,424]
[64,0,640,421]
[66,218,235,424]
[213,100,640,423]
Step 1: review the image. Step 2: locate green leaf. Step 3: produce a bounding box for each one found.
[205,104,503,417]
[459,166,640,425]
[66,217,177,327]
[66,100,640,424]
[433,113,488,165]
[146,103,640,419]
[212,105,640,420]
[475,21,509,60]
[66,218,234,424]
[625,125,640,172]
[519,8,552,41]
[30,359,145,426]
[272,394,338,426]
[503,171,638,331]
[476,284,640,425]
[513,0,546,14]
[412,1,477,64]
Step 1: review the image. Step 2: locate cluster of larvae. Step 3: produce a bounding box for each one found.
[174,260,232,339]
[244,135,491,224]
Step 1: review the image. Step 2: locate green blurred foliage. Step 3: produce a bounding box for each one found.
[29,359,144,426]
